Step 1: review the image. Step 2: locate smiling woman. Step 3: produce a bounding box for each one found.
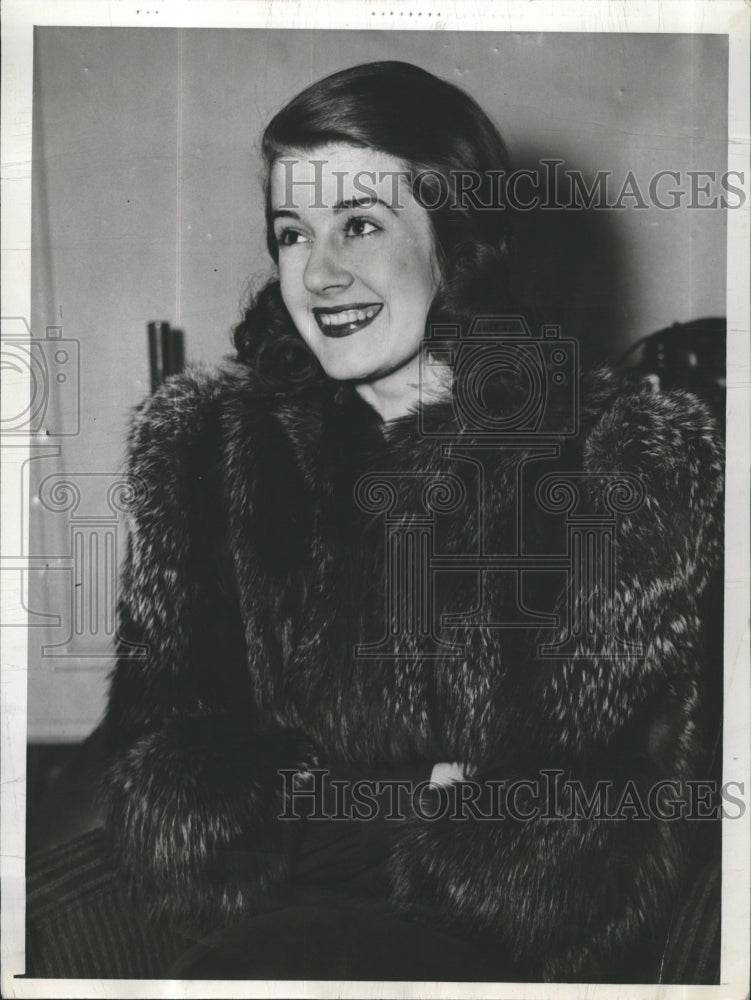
[270,146,443,410]
[234,61,519,408]
[25,60,725,984]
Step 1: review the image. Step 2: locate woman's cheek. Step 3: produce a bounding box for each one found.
[279,266,303,316]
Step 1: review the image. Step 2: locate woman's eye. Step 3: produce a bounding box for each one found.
[277,229,310,248]
[344,217,380,239]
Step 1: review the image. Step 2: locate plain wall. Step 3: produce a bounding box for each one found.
[27,27,728,740]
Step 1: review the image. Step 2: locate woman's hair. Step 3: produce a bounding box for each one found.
[234,60,520,386]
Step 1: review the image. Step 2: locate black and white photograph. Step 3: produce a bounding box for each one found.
[1,2,749,997]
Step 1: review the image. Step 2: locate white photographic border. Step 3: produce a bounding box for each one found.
[2,2,749,998]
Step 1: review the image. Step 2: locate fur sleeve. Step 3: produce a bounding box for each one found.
[104,368,315,925]
[389,383,724,980]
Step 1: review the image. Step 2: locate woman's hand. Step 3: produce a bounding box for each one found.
[429,761,471,787]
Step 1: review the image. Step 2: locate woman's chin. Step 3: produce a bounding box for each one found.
[319,357,379,383]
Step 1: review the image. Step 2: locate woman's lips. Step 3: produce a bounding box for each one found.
[312,303,383,338]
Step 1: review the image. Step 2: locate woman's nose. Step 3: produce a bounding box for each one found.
[303,239,354,296]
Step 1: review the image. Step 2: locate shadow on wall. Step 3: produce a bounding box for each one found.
[510,152,628,367]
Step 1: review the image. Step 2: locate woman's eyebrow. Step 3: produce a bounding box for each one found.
[271,198,398,220]
[271,208,301,221]
[333,196,398,215]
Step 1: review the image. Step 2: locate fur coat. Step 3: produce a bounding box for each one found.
[103,356,724,981]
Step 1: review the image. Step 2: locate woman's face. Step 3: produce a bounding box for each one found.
[270,144,440,387]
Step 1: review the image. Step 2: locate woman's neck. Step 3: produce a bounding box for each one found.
[354,353,453,424]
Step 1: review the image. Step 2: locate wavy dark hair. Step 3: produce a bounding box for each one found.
[233,60,521,388]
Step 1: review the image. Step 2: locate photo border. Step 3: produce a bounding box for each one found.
[2,2,749,998]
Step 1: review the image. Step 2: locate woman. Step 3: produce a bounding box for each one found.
[30,61,723,983]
